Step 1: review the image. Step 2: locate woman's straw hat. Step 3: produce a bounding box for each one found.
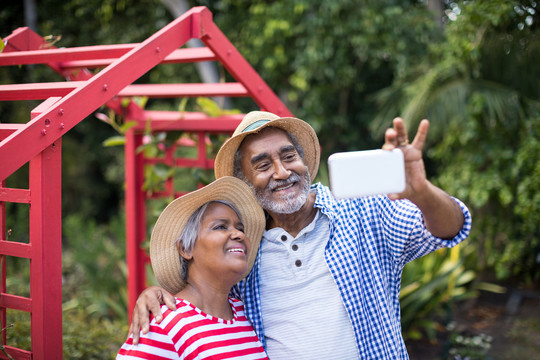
[150,176,265,295]
[214,111,320,179]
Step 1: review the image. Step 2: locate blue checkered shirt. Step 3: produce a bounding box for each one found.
[232,182,472,359]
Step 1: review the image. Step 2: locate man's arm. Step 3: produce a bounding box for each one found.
[383,118,465,239]
[128,285,176,345]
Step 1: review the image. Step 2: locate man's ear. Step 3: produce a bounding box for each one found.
[176,241,193,261]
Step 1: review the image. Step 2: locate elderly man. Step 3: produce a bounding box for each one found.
[129,111,471,359]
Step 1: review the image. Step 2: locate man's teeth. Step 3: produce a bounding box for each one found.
[274,183,294,191]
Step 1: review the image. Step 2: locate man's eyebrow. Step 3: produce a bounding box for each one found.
[250,152,270,165]
[280,145,297,153]
[250,145,297,165]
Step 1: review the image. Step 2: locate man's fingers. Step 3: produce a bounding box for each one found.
[128,322,134,341]
[383,127,397,149]
[147,294,163,323]
[392,117,409,146]
[129,314,141,345]
[163,292,177,311]
[411,119,430,150]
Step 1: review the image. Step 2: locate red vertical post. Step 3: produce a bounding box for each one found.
[0,180,6,347]
[197,132,206,168]
[125,130,147,319]
[29,140,63,359]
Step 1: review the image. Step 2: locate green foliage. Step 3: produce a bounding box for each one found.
[62,309,127,359]
[212,0,441,155]
[444,322,493,360]
[372,0,539,136]
[62,213,128,320]
[100,96,240,195]
[2,0,539,351]
[1,213,128,357]
[373,0,540,283]
[400,246,478,341]
[4,308,127,359]
[432,112,540,282]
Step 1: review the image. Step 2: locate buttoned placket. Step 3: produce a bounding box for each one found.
[278,232,305,272]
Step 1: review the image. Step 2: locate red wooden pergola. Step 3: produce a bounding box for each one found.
[0,6,292,359]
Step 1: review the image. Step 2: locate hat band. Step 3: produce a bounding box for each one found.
[241,119,271,133]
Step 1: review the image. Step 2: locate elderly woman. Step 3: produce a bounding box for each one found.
[117,176,268,359]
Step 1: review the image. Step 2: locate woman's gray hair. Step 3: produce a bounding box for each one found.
[233,129,304,179]
[175,200,242,283]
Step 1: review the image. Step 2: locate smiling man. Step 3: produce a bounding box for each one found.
[129,111,472,359]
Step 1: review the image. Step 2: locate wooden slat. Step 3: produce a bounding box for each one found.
[0,43,136,66]
[0,82,247,101]
[132,111,242,132]
[119,82,248,98]
[60,47,217,69]
[0,188,31,203]
[0,124,24,140]
[0,241,32,258]
[0,81,82,101]
[0,293,32,312]
[1,346,32,360]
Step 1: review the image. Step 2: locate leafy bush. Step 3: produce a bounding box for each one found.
[3,212,129,357]
[444,322,493,360]
[4,308,127,359]
[62,213,128,320]
[400,245,477,341]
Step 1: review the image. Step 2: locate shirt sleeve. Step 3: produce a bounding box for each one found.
[381,196,472,267]
[116,308,179,359]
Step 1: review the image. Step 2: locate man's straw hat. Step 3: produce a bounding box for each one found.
[150,176,265,295]
[214,111,320,179]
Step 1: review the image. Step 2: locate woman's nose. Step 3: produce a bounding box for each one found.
[230,228,245,240]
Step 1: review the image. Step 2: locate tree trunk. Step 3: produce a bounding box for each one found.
[161,0,231,109]
[24,0,37,31]
[427,0,445,29]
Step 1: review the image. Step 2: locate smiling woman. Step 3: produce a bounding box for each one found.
[117,176,268,360]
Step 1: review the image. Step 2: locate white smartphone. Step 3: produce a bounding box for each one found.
[327,149,406,199]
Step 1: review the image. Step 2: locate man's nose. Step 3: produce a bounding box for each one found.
[273,160,291,179]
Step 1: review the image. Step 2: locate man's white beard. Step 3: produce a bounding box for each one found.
[249,168,311,215]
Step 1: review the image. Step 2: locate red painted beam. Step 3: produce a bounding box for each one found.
[29,141,63,359]
[59,47,217,69]
[0,188,31,203]
[0,81,247,101]
[0,293,32,312]
[0,241,32,258]
[0,44,217,68]
[133,111,242,132]
[0,124,24,140]
[125,131,147,320]
[2,346,32,360]
[119,82,247,98]
[0,7,208,181]
[0,43,136,66]
[0,81,83,101]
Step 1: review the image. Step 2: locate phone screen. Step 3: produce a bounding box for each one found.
[327,149,406,198]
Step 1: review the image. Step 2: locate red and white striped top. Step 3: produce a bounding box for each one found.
[117,297,268,360]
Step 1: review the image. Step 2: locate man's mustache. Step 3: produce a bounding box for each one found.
[266,172,301,191]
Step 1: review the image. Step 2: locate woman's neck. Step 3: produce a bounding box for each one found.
[176,281,233,320]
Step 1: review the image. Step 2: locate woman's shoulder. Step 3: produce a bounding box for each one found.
[150,297,192,324]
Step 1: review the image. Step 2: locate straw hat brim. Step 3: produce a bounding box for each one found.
[214,113,320,180]
[150,176,265,295]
